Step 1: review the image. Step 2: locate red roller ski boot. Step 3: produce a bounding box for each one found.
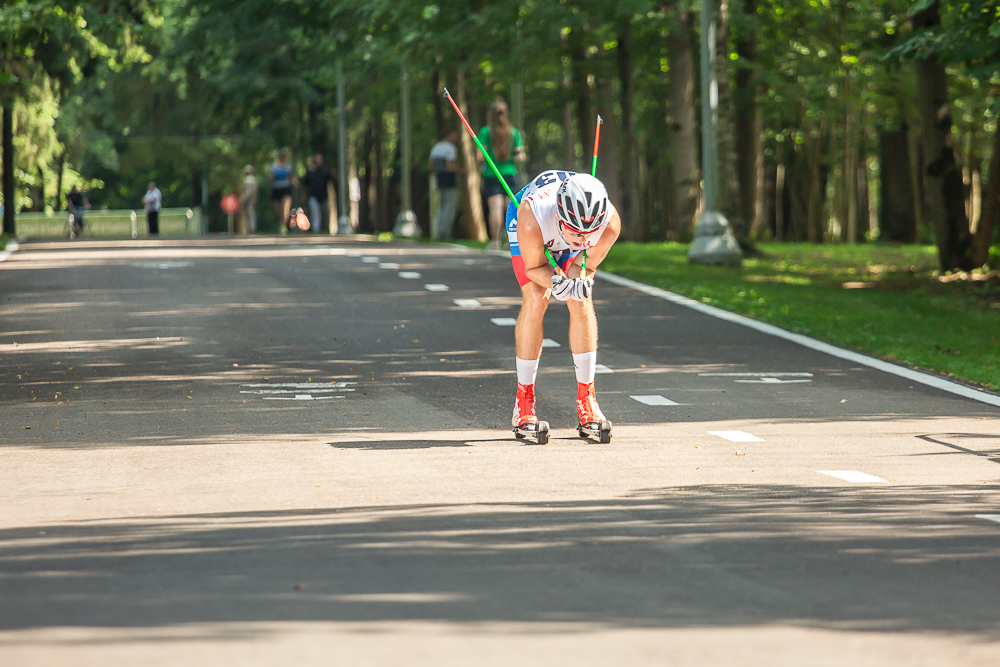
[512,383,549,444]
[577,382,612,443]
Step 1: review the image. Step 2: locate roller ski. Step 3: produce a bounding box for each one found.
[576,382,612,443]
[512,383,549,445]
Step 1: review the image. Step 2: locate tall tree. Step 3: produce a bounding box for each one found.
[667,1,700,238]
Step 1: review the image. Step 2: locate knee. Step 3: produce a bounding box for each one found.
[522,288,550,316]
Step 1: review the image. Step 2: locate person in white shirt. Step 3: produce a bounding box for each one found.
[142,181,163,236]
[428,128,459,240]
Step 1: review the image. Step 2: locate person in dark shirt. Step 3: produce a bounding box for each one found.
[429,128,459,240]
[65,185,90,239]
[304,153,334,233]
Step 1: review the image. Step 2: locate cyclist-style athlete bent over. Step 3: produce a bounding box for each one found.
[506,169,622,439]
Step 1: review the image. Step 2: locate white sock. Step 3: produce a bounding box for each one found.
[516,357,540,386]
[573,352,597,384]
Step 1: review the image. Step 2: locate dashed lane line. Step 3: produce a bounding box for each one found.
[491,317,517,326]
[379,262,400,270]
[630,395,678,406]
[425,284,450,292]
[817,470,888,483]
[596,364,614,374]
[399,271,421,279]
[361,256,379,263]
[709,430,765,442]
[976,515,1000,524]
[454,299,482,308]
[541,338,561,348]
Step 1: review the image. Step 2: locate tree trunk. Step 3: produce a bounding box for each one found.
[972,124,1000,266]
[667,2,700,237]
[55,151,66,212]
[36,166,45,212]
[570,27,592,164]
[715,0,745,242]
[432,64,446,141]
[617,15,643,240]
[913,3,973,270]
[374,110,388,232]
[455,68,487,242]
[2,105,14,236]
[359,122,375,234]
[878,120,917,242]
[735,0,760,242]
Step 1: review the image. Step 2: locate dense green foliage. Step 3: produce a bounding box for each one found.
[1,0,998,255]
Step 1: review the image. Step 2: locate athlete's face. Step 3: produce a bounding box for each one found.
[558,220,598,248]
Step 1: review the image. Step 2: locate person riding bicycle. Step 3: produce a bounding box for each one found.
[66,185,90,238]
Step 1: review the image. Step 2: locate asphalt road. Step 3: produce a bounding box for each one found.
[1,236,999,666]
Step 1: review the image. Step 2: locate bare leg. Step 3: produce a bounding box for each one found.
[281,196,293,227]
[567,298,598,354]
[515,281,550,360]
[488,194,506,248]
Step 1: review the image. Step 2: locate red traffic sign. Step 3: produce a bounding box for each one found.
[221,194,240,215]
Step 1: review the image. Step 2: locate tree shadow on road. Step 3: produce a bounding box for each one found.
[2,484,1000,639]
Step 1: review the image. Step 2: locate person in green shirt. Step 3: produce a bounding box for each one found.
[478,98,525,249]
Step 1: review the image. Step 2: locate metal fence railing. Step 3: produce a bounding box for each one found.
[13,208,203,238]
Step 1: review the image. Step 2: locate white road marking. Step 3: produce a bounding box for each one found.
[491,317,517,326]
[361,256,379,263]
[425,284,450,292]
[454,299,481,308]
[596,364,614,374]
[264,394,343,401]
[347,250,361,257]
[699,372,814,377]
[132,261,194,269]
[379,262,400,270]
[599,271,1000,408]
[817,470,887,483]
[541,338,560,348]
[240,381,357,399]
[398,271,421,279]
[976,514,1000,524]
[736,377,812,384]
[630,395,678,406]
[709,430,764,442]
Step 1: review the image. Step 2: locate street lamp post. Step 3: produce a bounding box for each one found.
[336,60,351,235]
[393,54,420,237]
[688,0,741,266]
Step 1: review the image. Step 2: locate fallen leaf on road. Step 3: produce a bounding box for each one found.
[293,583,305,591]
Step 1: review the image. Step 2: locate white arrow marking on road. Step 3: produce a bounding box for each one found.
[454,299,481,308]
[379,262,400,270]
[425,284,450,292]
[398,271,422,279]
[491,317,517,326]
[541,338,560,348]
[596,364,614,374]
[976,515,1000,524]
[817,470,887,483]
[630,395,678,406]
[709,430,764,442]
[361,256,379,263]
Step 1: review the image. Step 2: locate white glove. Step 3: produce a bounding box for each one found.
[570,276,594,301]
[550,274,574,301]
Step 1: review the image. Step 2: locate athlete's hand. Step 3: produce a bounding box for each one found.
[550,274,574,301]
[570,276,594,301]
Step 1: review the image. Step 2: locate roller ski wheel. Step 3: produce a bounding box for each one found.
[578,419,612,444]
[514,420,549,445]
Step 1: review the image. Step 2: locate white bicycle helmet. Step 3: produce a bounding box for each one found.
[555,174,610,235]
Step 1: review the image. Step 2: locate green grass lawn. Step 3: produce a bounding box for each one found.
[599,242,1000,391]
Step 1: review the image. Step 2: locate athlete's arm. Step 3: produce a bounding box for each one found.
[517,203,557,288]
